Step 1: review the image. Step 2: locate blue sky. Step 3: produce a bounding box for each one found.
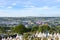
[0,0,60,17]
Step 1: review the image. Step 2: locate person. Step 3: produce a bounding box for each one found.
[9,37,12,40]
[2,38,6,40]
[7,37,9,40]
[16,34,20,40]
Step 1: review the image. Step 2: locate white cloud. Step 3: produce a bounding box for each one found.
[9,6,58,17]
[24,5,35,8]
[0,0,33,9]
[57,0,60,1]
[12,3,16,6]
[41,6,49,9]
[0,6,4,8]
[7,6,12,9]
[0,11,10,17]
[39,6,58,10]
[0,6,59,17]
[54,0,60,2]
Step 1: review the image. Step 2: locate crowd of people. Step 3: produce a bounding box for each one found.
[34,32,60,40]
[0,34,23,40]
[1,32,60,40]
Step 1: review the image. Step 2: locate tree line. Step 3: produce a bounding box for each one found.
[0,24,60,34]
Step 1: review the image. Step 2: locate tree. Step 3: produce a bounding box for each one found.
[56,26,60,33]
[38,25,50,33]
[14,24,27,34]
[31,26,39,32]
[49,26,59,33]
[0,27,4,33]
[0,26,7,33]
[38,25,59,33]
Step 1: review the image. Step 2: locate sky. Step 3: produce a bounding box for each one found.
[0,0,60,17]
